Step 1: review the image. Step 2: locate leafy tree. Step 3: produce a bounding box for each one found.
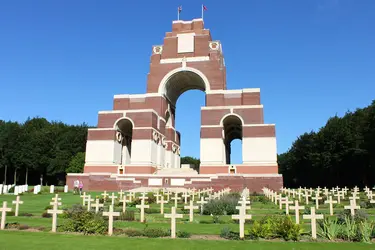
[66,152,85,173]
[181,156,200,172]
[279,100,375,188]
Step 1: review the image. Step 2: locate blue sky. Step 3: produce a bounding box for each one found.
[0,1,374,163]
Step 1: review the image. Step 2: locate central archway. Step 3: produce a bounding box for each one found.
[158,67,210,171]
[158,67,211,106]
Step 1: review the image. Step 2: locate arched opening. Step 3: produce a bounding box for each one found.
[162,70,207,107]
[222,115,243,165]
[115,118,133,165]
[160,69,209,169]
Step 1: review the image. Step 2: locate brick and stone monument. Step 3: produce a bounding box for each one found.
[67,18,283,192]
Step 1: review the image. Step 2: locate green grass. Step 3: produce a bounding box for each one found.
[0,231,374,250]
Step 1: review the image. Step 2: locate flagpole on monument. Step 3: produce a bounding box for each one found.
[202,4,204,20]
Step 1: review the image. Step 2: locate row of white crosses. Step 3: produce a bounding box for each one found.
[0,195,26,230]
[264,186,370,239]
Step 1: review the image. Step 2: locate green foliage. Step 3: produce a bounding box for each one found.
[60,204,107,235]
[180,156,200,172]
[142,228,169,238]
[123,228,143,237]
[358,221,375,243]
[278,100,375,187]
[220,227,241,240]
[318,217,341,241]
[117,210,135,221]
[0,118,89,185]
[66,152,85,173]
[203,194,239,215]
[177,231,191,238]
[337,209,368,224]
[249,216,302,241]
[144,208,159,214]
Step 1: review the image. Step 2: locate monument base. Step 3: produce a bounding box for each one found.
[66,173,283,193]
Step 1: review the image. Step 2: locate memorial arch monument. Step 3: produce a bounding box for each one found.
[67,18,283,191]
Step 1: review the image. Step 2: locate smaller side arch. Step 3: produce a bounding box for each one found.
[113,117,135,130]
[220,113,245,127]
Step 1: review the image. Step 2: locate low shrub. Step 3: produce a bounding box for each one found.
[20,213,33,217]
[118,210,135,221]
[6,211,15,216]
[18,224,30,230]
[177,231,191,238]
[359,200,375,209]
[248,215,302,241]
[124,228,143,237]
[337,209,368,224]
[44,205,53,210]
[144,208,159,214]
[143,228,169,238]
[41,212,52,218]
[5,222,20,229]
[60,208,107,235]
[203,194,239,215]
[220,227,241,240]
[318,217,341,241]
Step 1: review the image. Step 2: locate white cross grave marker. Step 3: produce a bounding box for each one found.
[136,196,149,222]
[324,196,337,216]
[184,200,199,222]
[0,202,12,230]
[103,205,120,236]
[290,200,305,224]
[164,207,183,238]
[12,196,23,216]
[303,207,323,239]
[91,199,104,214]
[344,199,360,216]
[232,204,252,239]
[47,202,63,232]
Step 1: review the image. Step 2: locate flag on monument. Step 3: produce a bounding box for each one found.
[203,5,208,11]
[178,6,182,13]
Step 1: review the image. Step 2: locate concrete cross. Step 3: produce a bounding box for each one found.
[344,199,360,216]
[190,188,196,201]
[0,202,12,230]
[171,192,181,208]
[47,202,63,233]
[51,194,61,203]
[121,195,130,213]
[311,193,322,209]
[12,196,23,217]
[304,191,311,205]
[86,195,94,212]
[157,195,168,214]
[290,200,304,224]
[334,191,343,204]
[136,197,149,222]
[197,196,208,215]
[297,190,302,202]
[91,199,104,214]
[164,206,183,238]
[232,205,252,239]
[274,194,280,205]
[103,205,120,236]
[279,196,285,210]
[349,194,360,206]
[154,191,161,204]
[303,207,324,239]
[109,193,118,206]
[282,196,293,215]
[80,192,89,206]
[182,191,190,204]
[184,200,199,222]
[166,190,171,202]
[324,196,337,216]
[101,191,109,200]
[118,190,125,200]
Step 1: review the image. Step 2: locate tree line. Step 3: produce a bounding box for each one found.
[0,118,88,185]
[278,100,375,188]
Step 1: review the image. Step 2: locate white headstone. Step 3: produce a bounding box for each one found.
[64,185,68,193]
[50,185,55,194]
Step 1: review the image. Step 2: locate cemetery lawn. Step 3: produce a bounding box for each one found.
[0,231,374,250]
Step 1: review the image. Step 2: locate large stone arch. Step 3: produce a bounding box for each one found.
[158,67,211,106]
